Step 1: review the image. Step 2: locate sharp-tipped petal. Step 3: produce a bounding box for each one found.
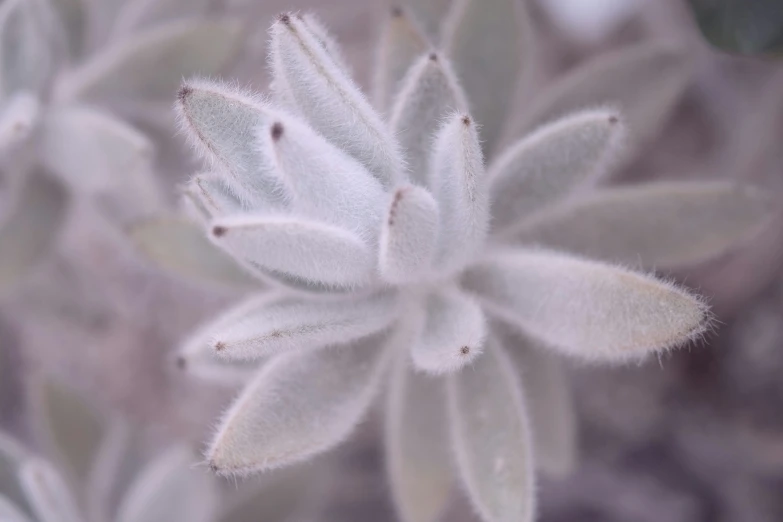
[496,322,577,478]
[412,288,486,374]
[444,0,531,159]
[0,171,67,295]
[207,332,393,475]
[55,20,243,103]
[386,355,451,522]
[0,496,30,522]
[430,113,489,272]
[269,14,402,187]
[522,42,690,154]
[447,339,535,522]
[18,458,81,522]
[490,108,626,233]
[0,92,39,154]
[209,216,377,289]
[391,52,469,185]
[511,182,773,269]
[0,0,50,94]
[379,185,440,284]
[463,249,710,362]
[129,217,262,289]
[175,81,288,208]
[212,292,399,360]
[374,7,430,112]
[115,447,217,522]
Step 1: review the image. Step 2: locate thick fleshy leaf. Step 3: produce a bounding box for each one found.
[511,182,773,269]
[0,495,31,522]
[379,185,440,284]
[209,216,377,289]
[412,289,486,374]
[444,0,531,158]
[521,42,690,154]
[0,0,50,95]
[299,13,352,75]
[0,171,67,295]
[176,81,287,208]
[373,7,430,112]
[18,458,81,522]
[0,91,39,155]
[269,13,403,187]
[386,355,451,522]
[407,0,452,42]
[55,20,243,103]
[447,339,535,522]
[0,433,31,516]
[496,322,577,478]
[430,113,488,273]
[37,380,104,482]
[463,249,710,362]
[489,108,626,233]
[130,217,262,289]
[207,332,392,475]
[115,446,217,522]
[390,52,468,185]
[50,0,86,59]
[212,292,398,360]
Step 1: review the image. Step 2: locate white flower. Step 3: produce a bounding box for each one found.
[135,3,770,522]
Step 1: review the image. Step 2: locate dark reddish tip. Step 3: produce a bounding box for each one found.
[608,115,619,124]
[215,342,226,352]
[177,85,193,102]
[175,356,187,369]
[212,226,227,237]
[460,346,470,355]
[428,52,438,62]
[391,6,403,17]
[462,115,471,126]
[279,13,291,25]
[271,122,284,141]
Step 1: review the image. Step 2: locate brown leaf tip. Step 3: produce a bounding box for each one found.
[215,341,226,352]
[460,346,470,355]
[177,85,193,103]
[175,356,187,369]
[271,122,284,141]
[429,52,439,62]
[608,115,619,124]
[462,115,471,126]
[388,187,409,226]
[391,6,404,17]
[279,13,292,25]
[212,225,228,237]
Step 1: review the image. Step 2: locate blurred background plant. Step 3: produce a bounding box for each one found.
[1,0,783,521]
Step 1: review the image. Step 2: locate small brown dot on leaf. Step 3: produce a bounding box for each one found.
[460,346,470,355]
[175,356,187,369]
[462,115,471,126]
[608,116,619,124]
[429,52,438,62]
[215,342,226,352]
[271,122,284,141]
[391,6,403,17]
[177,85,193,102]
[212,226,228,237]
[279,13,291,24]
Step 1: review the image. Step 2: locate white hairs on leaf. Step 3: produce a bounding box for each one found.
[390,51,469,186]
[18,458,82,522]
[490,107,626,233]
[463,249,710,363]
[447,339,535,522]
[269,13,403,187]
[0,91,39,154]
[206,332,393,476]
[379,185,440,284]
[386,353,451,522]
[412,288,486,375]
[184,172,244,219]
[511,181,774,269]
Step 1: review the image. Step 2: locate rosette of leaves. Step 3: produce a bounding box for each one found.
[132,2,771,521]
[0,379,317,522]
[0,0,244,295]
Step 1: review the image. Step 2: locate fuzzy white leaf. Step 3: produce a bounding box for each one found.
[130,217,262,289]
[0,171,67,295]
[412,288,486,374]
[256,114,386,238]
[50,0,86,59]
[298,13,352,76]
[511,182,773,269]
[212,292,398,361]
[209,215,377,289]
[490,108,626,233]
[430,113,489,273]
[0,0,50,95]
[391,52,468,185]
[207,332,392,475]
[0,91,39,154]
[447,339,535,522]
[270,14,402,187]
[406,0,452,42]
[463,249,709,362]
[56,20,242,103]
[444,0,531,159]
[18,458,81,522]
[183,172,244,219]
[176,81,288,208]
[116,446,216,522]
[386,355,451,522]
[495,322,576,478]
[521,42,690,153]
[0,495,31,522]
[373,7,429,112]
[379,185,440,284]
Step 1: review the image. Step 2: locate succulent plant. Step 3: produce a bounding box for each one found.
[132,1,770,521]
[0,0,243,295]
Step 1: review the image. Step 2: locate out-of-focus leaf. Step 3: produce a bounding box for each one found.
[0,0,51,95]
[49,0,86,59]
[18,457,82,522]
[687,0,783,56]
[110,0,212,38]
[0,171,68,296]
[0,494,31,522]
[0,432,32,516]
